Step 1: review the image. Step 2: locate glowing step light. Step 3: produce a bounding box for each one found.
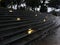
[9,10,13,12]
[43,19,46,22]
[28,28,34,34]
[17,18,21,21]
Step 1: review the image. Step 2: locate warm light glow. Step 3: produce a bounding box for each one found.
[28,29,34,34]
[17,18,21,21]
[9,10,13,12]
[43,19,46,22]
[0,0,1,2]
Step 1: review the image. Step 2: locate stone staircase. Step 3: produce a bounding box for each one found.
[0,8,57,45]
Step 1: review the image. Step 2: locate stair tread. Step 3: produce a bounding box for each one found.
[10,23,57,45]
[0,21,50,37]
[1,21,55,45]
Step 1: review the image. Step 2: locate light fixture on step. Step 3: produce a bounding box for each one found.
[28,28,34,34]
[17,18,21,21]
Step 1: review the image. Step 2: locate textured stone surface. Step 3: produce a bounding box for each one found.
[39,16,60,45]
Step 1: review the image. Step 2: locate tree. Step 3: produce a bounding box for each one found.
[25,0,60,12]
[48,0,60,16]
[0,0,22,8]
[48,0,60,9]
[0,0,60,13]
[25,0,40,11]
[25,0,47,12]
[25,0,40,8]
[40,0,47,12]
[0,0,15,8]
